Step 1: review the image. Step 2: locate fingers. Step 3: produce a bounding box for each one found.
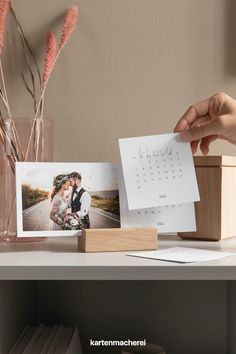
[189,135,217,155]
[174,98,210,132]
[180,119,220,142]
[191,140,200,154]
[199,135,218,155]
[188,116,210,154]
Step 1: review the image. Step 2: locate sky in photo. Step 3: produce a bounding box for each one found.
[19,163,119,192]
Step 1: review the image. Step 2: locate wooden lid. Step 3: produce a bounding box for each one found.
[194,155,236,167]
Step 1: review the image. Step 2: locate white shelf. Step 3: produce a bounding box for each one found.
[0,236,235,354]
[0,235,236,280]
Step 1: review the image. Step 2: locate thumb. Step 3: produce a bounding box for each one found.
[179,120,220,142]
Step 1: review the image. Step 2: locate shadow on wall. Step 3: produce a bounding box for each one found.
[225,0,236,76]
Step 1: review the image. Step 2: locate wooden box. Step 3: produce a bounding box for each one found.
[178,156,236,241]
[78,228,158,252]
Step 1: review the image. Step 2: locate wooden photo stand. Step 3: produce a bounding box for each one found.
[78,228,158,253]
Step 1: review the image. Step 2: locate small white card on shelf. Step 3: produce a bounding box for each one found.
[127,247,234,264]
[119,133,200,210]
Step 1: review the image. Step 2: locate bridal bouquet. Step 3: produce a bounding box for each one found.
[0,0,79,170]
[63,214,84,230]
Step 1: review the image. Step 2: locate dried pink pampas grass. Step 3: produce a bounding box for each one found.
[0,0,10,53]
[43,31,57,88]
[59,5,78,49]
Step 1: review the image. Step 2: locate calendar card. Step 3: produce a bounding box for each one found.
[127,247,234,263]
[119,171,196,233]
[119,133,200,210]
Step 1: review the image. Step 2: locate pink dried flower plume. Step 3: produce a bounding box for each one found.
[59,5,78,49]
[0,0,10,53]
[43,31,57,88]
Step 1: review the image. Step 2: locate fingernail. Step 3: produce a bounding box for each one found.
[180,131,190,141]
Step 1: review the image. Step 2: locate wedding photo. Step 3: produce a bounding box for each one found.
[16,162,120,237]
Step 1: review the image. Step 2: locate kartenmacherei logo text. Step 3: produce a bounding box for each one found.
[90,339,146,347]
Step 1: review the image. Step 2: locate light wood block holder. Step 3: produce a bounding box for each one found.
[178,156,236,241]
[78,228,158,252]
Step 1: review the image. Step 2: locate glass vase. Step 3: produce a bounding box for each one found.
[0,117,53,242]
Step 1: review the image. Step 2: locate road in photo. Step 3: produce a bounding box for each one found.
[23,199,120,231]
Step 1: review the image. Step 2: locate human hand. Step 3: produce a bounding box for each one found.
[174,92,236,155]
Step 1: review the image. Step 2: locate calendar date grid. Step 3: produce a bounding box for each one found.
[131,145,184,189]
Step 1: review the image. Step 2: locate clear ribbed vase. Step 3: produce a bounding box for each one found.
[0,118,53,242]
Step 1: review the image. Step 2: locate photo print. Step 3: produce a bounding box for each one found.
[16,162,120,237]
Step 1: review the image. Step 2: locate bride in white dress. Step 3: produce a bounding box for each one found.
[50,174,71,230]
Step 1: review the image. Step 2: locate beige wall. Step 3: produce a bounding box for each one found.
[5,0,236,161]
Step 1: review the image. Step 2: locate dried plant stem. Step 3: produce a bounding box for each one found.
[35,98,45,161]
[10,5,42,115]
[11,123,24,160]
[0,58,24,160]
[25,5,79,162]
[0,135,14,172]
[3,118,24,162]
[0,58,11,117]
[0,119,18,158]
[25,49,60,161]
[35,119,42,161]
[37,49,60,118]
[10,6,41,85]
[40,96,44,119]
[6,196,15,237]
[25,116,41,162]
[0,90,9,109]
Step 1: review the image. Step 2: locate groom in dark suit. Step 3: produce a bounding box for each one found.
[68,172,91,229]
